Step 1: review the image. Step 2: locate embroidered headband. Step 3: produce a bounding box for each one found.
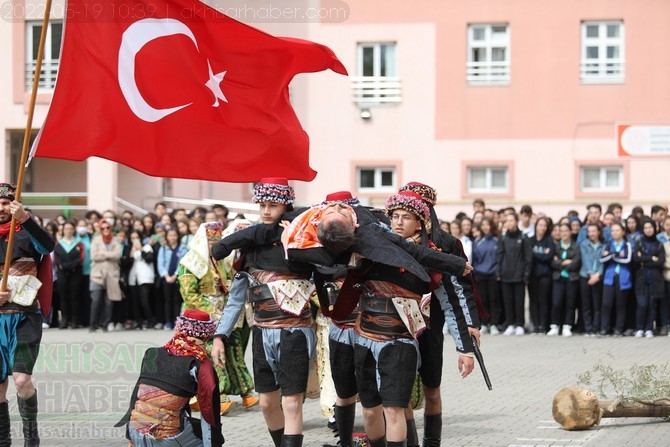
[253,177,295,205]
[385,191,431,224]
[0,183,16,201]
[175,309,217,339]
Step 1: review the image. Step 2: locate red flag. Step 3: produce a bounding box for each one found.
[30,0,347,182]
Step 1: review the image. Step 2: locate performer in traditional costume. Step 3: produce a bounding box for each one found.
[210,178,316,447]
[116,309,224,447]
[0,183,55,447]
[178,222,257,415]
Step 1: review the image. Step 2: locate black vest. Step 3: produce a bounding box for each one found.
[137,348,199,398]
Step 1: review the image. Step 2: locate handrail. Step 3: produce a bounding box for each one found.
[162,196,260,221]
[113,196,148,215]
[351,76,402,105]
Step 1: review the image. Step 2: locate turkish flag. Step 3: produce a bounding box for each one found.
[30,0,347,182]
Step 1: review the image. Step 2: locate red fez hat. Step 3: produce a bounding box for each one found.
[325,191,352,201]
[182,309,211,321]
[323,191,360,207]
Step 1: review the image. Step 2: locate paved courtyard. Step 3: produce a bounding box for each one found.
[5,327,670,446]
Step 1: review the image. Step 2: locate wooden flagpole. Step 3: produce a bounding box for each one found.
[1,0,54,292]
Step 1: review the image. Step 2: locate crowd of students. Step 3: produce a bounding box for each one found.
[37,198,670,340]
[452,200,670,338]
[37,202,236,332]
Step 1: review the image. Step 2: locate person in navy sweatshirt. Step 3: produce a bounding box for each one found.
[472,217,500,334]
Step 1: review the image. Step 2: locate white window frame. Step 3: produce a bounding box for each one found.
[25,20,62,91]
[352,42,401,105]
[466,166,509,193]
[580,166,624,192]
[466,24,510,85]
[356,167,397,192]
[356,42,398,78]
[580,20,625,83]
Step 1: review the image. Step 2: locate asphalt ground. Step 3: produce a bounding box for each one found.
[4,326,670,446]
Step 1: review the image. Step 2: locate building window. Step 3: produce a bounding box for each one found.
[580,21,624,83]
[467,166,508,193]
[352,43,401,105]
[357,167,396,192]
[580,166,623,192]
[25,21,62,91]
[467,24,510,85]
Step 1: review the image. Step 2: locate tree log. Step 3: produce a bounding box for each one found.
[552,387,670,430]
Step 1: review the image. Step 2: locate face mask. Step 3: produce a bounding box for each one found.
[105,217,115,226]
[76,226,88,236]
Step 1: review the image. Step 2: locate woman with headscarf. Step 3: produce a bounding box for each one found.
[89,220,122,332]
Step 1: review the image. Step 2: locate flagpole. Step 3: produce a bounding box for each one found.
[1,0,53,292]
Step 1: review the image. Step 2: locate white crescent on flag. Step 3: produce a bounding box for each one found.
[118,18,227,122]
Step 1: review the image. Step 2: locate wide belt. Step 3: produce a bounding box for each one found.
[252,295,312,324]
[359,294,400,316]
[358,294,411,338]
[248,284,274,303]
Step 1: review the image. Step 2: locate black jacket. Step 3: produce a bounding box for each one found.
[53,241,83,273]
[496,229,531,283]
[211,223,313,275]
[529,235,555,278]
[633,237,666,298]
[550,240,581,282]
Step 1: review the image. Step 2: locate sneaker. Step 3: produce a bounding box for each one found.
[635,330,644,338]
[220,398,237,416]
[547,325,560,336]
[153,322,164,330]
[107,322,115,332]
[624,329,635,337]
[480,325,489,335]
[164,323,173,331]
[503,325,515,336]
[515,326,525,336]
[115,322,124,331]
[645,330,654,338]
[660,325,669,336]
[562,325,573,337]
[489,325,500,335]
[242,392,259,408]
[42,322,50,329]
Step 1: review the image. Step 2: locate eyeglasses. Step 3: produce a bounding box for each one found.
[391,214,417,223]
[100,226,111,231]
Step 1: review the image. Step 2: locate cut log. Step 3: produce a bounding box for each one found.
[552,387,670,430]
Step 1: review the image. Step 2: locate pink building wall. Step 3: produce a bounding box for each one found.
[2,0,669,221]
[301,0,670,220]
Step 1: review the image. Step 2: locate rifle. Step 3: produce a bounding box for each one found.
[472,335,492,390]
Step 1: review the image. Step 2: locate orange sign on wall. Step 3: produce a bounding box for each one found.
[618,123,670,157]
